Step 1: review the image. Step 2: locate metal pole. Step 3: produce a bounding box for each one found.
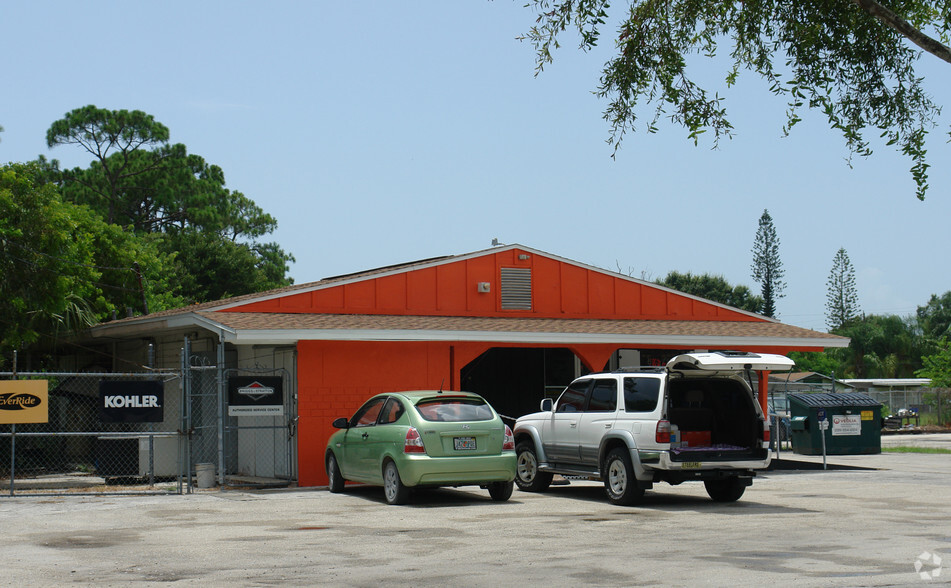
[9,356,16,497]
[217,335,225,487]
[183,337,192,494]
[9,423,14,497]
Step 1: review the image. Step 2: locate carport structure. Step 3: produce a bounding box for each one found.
[88,244,848,486]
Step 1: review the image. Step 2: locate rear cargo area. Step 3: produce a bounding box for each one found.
[666,377,766,461]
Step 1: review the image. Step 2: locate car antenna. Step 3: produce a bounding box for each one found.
[438,379,444,394]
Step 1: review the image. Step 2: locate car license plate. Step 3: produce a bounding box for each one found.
[682,461,701,469]
[454,436,476,450]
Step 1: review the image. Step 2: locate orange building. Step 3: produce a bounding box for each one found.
[89,244,847,487]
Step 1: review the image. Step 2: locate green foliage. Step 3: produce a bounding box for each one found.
[0,163,180,362]
[750,209,785,318]
[825,247,860,330]
[787,351,841,376]
[45,105,294,305]
[521,0,947,199]
[917,291,951,341]
[917,338,951,388]
[832,314,925,378]
[656,271,763,313]
[166,230,294,302]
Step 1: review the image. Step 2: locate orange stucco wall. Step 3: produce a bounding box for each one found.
[228,248,761,322]
[296,340,804,487]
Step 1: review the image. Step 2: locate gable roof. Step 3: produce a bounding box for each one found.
[88,244,849,351]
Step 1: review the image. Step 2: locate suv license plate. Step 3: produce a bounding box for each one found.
[682,461,701,469]
[454,437,476,450]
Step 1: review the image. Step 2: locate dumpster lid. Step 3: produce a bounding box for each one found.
[788,392,882,408]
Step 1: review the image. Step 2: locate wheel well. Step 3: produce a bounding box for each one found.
[514,433,534,448]
[599,439,629,469]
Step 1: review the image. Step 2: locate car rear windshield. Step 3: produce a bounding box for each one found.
[415,398,494,422]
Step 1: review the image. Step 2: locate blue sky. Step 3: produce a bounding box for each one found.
[3,1,950,332]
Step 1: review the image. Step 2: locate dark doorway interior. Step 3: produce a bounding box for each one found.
[460,348,579,423]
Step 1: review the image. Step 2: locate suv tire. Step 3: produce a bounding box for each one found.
[603,447,645,506]
[704,477,747,502]
[515,441,553,492]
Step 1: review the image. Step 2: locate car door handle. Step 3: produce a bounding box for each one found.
[361,432,369,439]
[604,423,611,428]
[569,423,577,428]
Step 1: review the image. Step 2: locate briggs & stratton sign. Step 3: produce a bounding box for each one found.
[227,376,284,416]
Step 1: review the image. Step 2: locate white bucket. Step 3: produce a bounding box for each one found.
[195,463,216,488]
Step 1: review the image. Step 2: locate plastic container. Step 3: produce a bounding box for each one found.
[669,424,681,448]
[196,463,216,488]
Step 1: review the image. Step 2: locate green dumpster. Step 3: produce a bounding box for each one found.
[788,393,882,455]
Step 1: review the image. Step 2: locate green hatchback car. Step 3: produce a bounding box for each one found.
[325,391,517,505]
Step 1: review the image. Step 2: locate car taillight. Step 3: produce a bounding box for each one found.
[502,425,515,451]
[656,420,671,443]
[763,422,771,443]
[404,427,426,454]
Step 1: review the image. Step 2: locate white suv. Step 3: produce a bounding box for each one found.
[513,351,793,505]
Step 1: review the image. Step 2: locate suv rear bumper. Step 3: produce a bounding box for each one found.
[644,450,770,472]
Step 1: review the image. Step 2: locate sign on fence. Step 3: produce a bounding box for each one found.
[0,380,49,424]
[99,380,165,423]
[227,376,284,416]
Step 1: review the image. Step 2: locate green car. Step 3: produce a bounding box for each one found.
[325,391,516,505]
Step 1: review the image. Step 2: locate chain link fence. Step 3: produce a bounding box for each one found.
[1,371,185,496]
[866,388,949,429]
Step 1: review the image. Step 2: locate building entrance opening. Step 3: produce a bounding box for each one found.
[460,348,582,422]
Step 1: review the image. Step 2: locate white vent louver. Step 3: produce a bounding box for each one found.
[500,267,532,310]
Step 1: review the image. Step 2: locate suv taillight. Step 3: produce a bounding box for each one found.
[404,427,426,454]
[656,420,671,443]
[502,425,515,451]
[762,421,771,443]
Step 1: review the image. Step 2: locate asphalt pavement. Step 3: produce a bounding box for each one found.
[1,433,949,587]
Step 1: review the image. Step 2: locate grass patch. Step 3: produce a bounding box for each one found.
[882,446,951,454]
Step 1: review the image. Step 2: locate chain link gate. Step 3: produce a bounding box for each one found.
[1,370,185,496]
[183,337,297,489]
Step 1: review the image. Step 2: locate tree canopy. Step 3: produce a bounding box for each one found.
[521,0,949,199]
[917,291,951,341]
[656,271,763,313]
[750,209,785,318]
[0,162,180,364]
[826,247,860,330]
[44,105,294,306]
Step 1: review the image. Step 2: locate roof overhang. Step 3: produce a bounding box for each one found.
[88,311,847,351]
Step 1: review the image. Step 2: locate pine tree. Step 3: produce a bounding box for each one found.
[750,209,785,318]
[826,247,860,330]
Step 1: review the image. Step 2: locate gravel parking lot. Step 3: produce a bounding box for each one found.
[2,435,949,587]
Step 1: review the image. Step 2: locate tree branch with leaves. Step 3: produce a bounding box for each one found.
[521,0,948,199]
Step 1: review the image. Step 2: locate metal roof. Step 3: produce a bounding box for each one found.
[788,392,882,408]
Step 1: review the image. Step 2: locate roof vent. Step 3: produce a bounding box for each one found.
[500,267,532,310]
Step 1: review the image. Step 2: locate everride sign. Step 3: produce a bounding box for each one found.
[0,380,49,424]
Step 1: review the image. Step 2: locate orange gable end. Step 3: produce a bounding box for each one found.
[224,248,761,322]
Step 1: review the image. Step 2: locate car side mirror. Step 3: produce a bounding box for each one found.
[332,417,350,429]
[540,398,553,412]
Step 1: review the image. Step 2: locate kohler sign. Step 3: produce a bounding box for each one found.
[99,381,164,423]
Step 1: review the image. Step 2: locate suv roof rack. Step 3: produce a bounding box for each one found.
[609,366,666,374]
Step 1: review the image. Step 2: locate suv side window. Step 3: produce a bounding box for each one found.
[623,377,661,412]
[556,380,589,413]
[586,379,618,412]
